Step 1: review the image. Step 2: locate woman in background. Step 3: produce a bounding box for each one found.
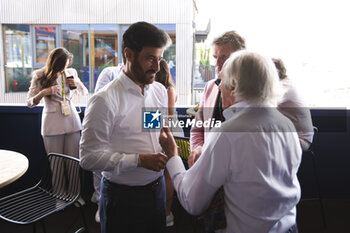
[156,59,176,117]
[27,47,88,158]
[155,59,177,227]
[273,58,314,151]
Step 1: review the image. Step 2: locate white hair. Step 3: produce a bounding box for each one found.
[221,50,284,105]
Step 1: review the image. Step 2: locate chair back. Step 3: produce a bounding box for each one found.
[174,136,190,160]
[40,153,81,202]
[0,152,85,230]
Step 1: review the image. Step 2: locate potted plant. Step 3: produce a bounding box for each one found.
[198,46,213,82]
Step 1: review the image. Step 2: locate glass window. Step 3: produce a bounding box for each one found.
[90,25,118,90]
[195,1,350,108]
[156,24,176,85]
[192,43,215,104]
[2,24,176,94]
[3,24,32,92]
[61,25,89,91]
[34,26,57,64]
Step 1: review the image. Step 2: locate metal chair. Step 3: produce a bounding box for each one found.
[0,153,88,233]
[300,126,327,229]
[174,136,191,170]
[75,227,86,233]
[174,136,190,160]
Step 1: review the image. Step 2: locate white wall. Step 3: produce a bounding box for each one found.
[0,0,194,105]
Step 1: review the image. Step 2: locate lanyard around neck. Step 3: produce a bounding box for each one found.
[61,72,66,100]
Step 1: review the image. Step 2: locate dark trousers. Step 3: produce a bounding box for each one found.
[100,176,166,233]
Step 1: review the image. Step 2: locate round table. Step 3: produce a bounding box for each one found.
[0,150,29,188]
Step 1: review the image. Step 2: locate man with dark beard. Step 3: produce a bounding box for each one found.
[80,21,171,233]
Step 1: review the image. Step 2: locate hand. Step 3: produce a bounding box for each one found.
[43,85,59,96]
[159,127,177,158]
[188,146,202,168]
[139,153,168,172]
[66,78,75,86]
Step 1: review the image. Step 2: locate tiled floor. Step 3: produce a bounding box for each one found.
[1,198,349,233]
[0,201,100,233]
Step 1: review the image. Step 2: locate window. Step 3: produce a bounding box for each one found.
[195,0,350,108]
[34,26,57,64]
[61,24,90,90]
[2,24,176,94]
[3,24,32,92]
[193,43,215,104]
[156,24,176,85]
[90,25,118,90]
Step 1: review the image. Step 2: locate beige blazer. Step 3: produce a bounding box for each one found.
[27,68,88,136]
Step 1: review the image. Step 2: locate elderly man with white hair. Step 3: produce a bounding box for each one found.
[159,50,302,233]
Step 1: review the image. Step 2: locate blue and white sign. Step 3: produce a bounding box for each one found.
[143,110,161,129]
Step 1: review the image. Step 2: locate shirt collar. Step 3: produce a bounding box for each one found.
[119,71,150,94]
[223,101,274,120]
[214,78,221,86]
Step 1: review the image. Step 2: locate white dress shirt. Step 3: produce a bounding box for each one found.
[94,65,123,93]
[167,101,302,233]
[80,72,168,185]
[278,78,314,145]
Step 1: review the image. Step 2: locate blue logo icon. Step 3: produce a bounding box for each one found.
[143,110,161,129]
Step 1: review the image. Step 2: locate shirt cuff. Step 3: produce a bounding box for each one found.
[111,153,139,171]
[27,98,35,107]
[166,155,186,180]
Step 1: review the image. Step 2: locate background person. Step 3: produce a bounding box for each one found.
[156,59,176,118]
[160,51,302,233]
[94,64,123,93]
[80,21,171,233]
[273,58,314,151]
[27,47,88,158]
[189,30,246,167]
[155,58,177,227]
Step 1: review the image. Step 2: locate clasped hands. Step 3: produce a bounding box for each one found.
[139,128,178,172]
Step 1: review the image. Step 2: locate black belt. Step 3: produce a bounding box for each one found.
[105,176,162,191]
